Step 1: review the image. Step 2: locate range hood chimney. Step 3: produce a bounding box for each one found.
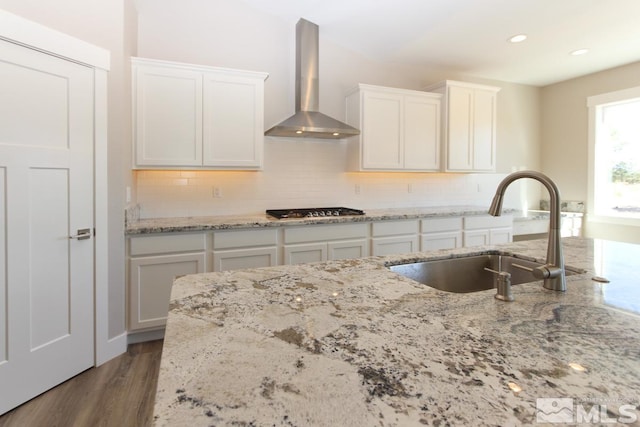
[265,18,360,139]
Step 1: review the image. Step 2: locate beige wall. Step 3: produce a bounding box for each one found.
[541,61,640,242]
[0,0,133,337]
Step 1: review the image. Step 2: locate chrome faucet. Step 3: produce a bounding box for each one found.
[488,171,566,291]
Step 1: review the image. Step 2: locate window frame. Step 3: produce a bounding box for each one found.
[587,85,640,227]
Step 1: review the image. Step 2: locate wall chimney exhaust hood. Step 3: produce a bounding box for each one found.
[265,18,360,139]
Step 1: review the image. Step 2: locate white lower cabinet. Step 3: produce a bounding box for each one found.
[371,220,419,256]
[463,215,513,247]
[212,228,278,271]
[421,217,463,250]
[126,214,513,339]
[284,223,368,264]
[128,233,206,331]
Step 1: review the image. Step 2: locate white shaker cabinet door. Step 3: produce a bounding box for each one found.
[134,65,203,166]
[446,85,474,171]
[403,95,440,171]
[361,90,403,169]
[203,72,265,168]
[129,253,206,331]
[471,88,497,171]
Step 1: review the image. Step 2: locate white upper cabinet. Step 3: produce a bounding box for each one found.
[346,84,441,171]
[425,80,500,172]
[132,57,268,169]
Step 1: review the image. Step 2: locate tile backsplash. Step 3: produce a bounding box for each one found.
[134,140,522,218]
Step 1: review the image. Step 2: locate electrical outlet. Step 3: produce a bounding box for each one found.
[408,184,413,193]
[355,184,361,195]
[213,187,222,198]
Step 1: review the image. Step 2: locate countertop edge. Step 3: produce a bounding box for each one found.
[125,206,517,235]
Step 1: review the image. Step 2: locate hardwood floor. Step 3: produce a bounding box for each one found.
[0,340,164,427]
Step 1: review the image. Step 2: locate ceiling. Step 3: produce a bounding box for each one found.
[240,0,640,87]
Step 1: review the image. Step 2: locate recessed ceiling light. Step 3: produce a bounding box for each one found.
[571,48,589,56]
[508,34,527,43]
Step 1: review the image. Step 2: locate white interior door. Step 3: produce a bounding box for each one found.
[0,38,95,414]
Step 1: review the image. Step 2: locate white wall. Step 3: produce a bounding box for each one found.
[0,0,131,339]
[134,0,542,218]
[542,61,640,243]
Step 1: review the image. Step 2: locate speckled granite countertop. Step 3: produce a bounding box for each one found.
[512,210,584,222]
[126,206,507,235]
[154,237,640,426]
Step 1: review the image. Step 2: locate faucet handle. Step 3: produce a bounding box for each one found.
[534,264,563,279]
[513,262,562,280]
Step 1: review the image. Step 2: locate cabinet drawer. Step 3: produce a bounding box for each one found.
[284,223,368,244]
[463,230,489,247]
[213,228,277,249]
[371,235,419,256]
[129,233,206,256]
[464,215,512,230]
[421,217,462,233]
[212,247,277,271]
[329,239,369,260]
[371,220,419,237]
[284,243,328,265]
[421,231,462,251]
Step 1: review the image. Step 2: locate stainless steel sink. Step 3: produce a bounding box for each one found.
[389,254,580,293]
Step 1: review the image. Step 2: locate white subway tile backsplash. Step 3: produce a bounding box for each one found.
[135,141,518,218]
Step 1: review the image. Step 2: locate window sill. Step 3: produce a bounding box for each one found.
[587,214,640,227]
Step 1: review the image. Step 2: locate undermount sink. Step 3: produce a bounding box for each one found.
[389,254,581,293]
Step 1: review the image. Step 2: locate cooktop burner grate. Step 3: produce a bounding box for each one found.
[266,207,365,219]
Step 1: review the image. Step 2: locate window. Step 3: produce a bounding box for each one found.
[588,86,640,223]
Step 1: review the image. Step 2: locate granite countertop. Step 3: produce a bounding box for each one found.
[153,237,640,426]
[126,206,513,235]
[512,210,584,222]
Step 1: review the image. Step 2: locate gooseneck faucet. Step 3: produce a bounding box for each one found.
[488,171,566,291]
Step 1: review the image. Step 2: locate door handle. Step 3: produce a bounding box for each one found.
[69,228,92,240]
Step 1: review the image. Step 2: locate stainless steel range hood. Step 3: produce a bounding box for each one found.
[265,18,360,139]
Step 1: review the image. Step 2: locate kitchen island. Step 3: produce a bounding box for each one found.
[153,237,640,426]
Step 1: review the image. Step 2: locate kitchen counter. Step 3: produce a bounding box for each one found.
[512,209,583,222]
[153,237,640,426]
[512,210,584,238]
[125,205,509,235]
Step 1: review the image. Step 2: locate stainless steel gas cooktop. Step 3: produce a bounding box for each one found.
[266,207,365,219]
